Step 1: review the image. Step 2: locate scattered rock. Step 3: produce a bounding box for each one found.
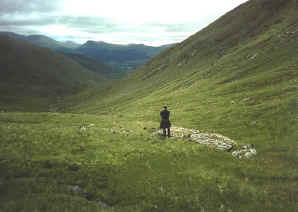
[67,185,112,209]
[153,130,164,136]
[111,130,121,134]
[183,134,192,139]
[79,126,87,131]
[123,129,134,134]
[77,124,96,131]
[248,53,258,60]
[153,127,257,159]
[98,200,110,208]
[153,127,235,152]
[110,128,133,135]
[286,29,298,35]
[68,185,84,195]
[232,144,257,159]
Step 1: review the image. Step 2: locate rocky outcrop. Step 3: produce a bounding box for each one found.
[154,127,257,159]
[154,127,236,152]
[232,144,257,159]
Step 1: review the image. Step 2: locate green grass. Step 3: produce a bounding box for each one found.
[0,112,297,212]
[0,35,105,112]
[0,0,298,211]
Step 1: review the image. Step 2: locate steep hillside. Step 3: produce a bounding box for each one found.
[0,36,104,111]
[61,53,125,79]
[77,41,172,71]
[65,0,298,125]
[0,31,171,76]
[58,1,298,210]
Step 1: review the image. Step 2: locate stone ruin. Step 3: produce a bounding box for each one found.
[154,127,257,159]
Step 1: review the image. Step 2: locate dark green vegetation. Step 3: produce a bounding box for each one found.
[0,31,172,75]
[0,32,80,50]
[25,35,80,50]
[76,41,172,72]
[0,36,105,112]
[61,53,123,79]
[0,0,298,211]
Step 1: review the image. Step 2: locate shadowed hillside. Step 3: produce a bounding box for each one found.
[77,41,173,72]
[61,53,124,79]
[0,36,104,111]
[0,32,81,50]
[0,31,172,76]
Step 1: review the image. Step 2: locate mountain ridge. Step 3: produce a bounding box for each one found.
[0,32,81,50]
[0,31,173,73]
[77,40,174,71]
[0,35,106,111]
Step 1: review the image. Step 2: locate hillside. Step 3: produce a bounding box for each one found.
[55,0,297,209]
[77,41,172,72]
[25,35,70,50]
[0,36,104,112]
[0,0,297,211]
[0,31,171,75]
[65,0,298,122]
[63,41,81,49]
[0,32,80,50]
[61,53,125,79]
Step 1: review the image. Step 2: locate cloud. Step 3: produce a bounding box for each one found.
[0,0,61,14]
[0,15,54,26]
[0,0,248,45]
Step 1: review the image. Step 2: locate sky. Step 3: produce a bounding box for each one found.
[0,0,248,46]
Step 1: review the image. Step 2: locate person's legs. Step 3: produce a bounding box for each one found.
[163,128,166,136]
[167,128,171,137]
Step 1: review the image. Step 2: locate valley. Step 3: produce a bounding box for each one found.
[0,0,297,211]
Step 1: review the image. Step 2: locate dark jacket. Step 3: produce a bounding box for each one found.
[160,109,171,128]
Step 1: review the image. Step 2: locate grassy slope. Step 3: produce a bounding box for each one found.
[0,0,297,211]
[0,36,104,112]
[63,0,297,148]
[61,53,124,79]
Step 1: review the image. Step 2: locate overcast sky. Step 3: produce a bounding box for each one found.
[0,0,248,46]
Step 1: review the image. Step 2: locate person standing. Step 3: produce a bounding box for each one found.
[160,106,171,137]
